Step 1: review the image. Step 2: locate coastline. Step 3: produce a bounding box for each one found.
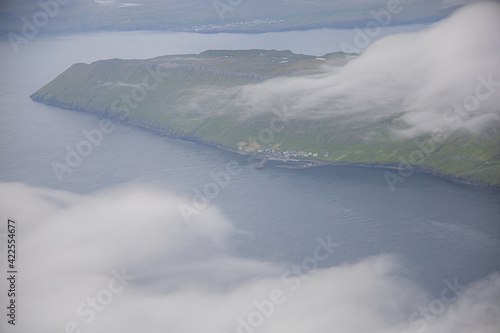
[0,21,431,42]
[189,140,500,191]
[30,97,500,192]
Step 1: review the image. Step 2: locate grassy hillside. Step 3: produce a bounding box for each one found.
[0,0,457,37]
[31,49,500,188]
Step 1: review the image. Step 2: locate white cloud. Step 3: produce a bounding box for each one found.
[0,182,499,332]
[227,1,500,138]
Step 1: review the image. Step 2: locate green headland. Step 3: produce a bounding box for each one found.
[30,49,500,189]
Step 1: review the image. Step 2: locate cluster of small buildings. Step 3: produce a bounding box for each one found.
[193,19,283,32]
[271,150,330,158]
[238,143,330,159]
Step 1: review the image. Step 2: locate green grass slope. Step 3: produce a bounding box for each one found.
[30,49,500,189]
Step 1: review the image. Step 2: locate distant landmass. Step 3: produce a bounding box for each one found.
[31,49,500,189]
[1,0,460,37]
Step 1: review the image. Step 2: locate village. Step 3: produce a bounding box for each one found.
[237,142,330,161]
[192,19,284,32]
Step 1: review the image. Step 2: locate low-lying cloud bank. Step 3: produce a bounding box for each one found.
[230,1,500,138]
[0,182,499,332]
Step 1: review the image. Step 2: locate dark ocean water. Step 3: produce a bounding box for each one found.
[0,30,498,296]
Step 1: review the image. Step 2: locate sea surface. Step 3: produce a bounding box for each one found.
[0,28,499,296]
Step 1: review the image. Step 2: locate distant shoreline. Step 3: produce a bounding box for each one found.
[30,94,499,193]
[117,116,500,191]
[0,22,431,43]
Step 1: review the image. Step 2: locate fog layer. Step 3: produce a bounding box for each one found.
[232,1,500,138]
[1,182,499,332]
